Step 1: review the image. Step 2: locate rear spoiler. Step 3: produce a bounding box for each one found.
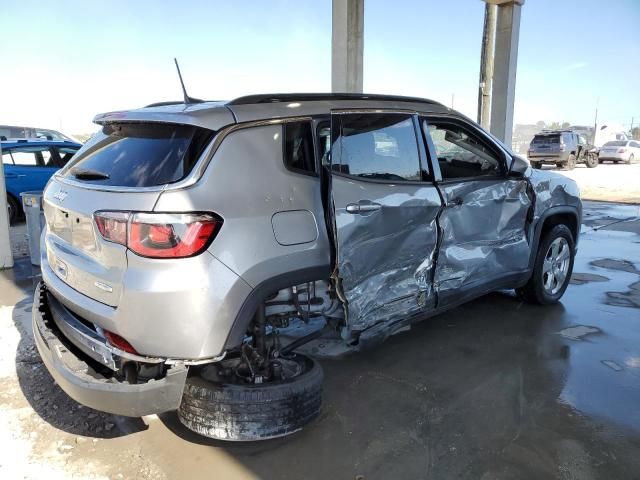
[93,104,236,132]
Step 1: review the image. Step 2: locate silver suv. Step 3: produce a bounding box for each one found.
[33,94,581,441]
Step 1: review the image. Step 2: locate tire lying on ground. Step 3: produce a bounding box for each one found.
[178,353,323,441]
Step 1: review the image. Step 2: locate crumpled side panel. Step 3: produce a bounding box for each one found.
[528,169,582,229]
[331,177,441,331]
[435,179,532,297]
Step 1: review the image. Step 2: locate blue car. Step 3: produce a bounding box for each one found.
[2,139,81,223]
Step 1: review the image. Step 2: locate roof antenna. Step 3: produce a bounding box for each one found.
[174,58,202,104]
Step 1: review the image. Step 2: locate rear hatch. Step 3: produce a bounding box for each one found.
[529,134,561,157]
[43,122,214,307]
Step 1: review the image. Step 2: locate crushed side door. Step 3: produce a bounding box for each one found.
[324,111,442,342]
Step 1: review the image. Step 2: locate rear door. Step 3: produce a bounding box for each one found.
[422,116,532,307]
[2,145,54,192]
[326,110,442,332]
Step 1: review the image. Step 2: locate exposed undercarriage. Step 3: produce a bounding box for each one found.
[211,281,344,386]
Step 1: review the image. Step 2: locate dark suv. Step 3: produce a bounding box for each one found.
[528,130,598,170]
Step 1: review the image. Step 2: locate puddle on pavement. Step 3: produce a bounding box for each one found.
[605,281,640,309]
[590,259,639,275]
[557,325,602,341]
[570,273,610,285]
[601,360,623,372]
[559,226,640,432]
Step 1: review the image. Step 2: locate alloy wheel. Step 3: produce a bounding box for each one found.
[542,237,570,295]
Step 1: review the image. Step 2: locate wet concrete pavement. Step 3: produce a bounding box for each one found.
[0,200,639,479]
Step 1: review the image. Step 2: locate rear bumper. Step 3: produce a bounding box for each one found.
[32,282,188,417]
[598,153,627,161]
[528,155,564,163]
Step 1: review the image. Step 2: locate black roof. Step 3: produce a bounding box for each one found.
[227,93,442,106]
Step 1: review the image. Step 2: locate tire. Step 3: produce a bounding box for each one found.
[562,154,576,170]
[531,161,542,169]
[585,153,598,168]
[516,224,575,305]
[178,354,323,441]
[7,195,20,225]
[628,154,634,165]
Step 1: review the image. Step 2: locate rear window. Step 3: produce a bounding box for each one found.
[603,141,627,147]
[532,135,560,145]
[62,123,214,187]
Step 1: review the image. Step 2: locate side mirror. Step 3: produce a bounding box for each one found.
[509,154,529,176]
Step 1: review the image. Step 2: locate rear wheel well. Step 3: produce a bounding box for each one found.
[541,212,578,243]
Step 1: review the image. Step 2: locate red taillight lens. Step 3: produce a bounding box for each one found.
[618,148,626,153]
[94,211,221,258]
[94,211,129,245]
[104,330,138,354]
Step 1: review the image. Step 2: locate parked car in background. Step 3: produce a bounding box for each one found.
[1,139,81,223]
[593,123,629,148]
[528,130,598,169]
[32,93,581,442]
[598,140,640,164]
[0,124,80,143]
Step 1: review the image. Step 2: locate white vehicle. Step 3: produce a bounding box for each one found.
[598,140,640,164]
[593,124,628,148]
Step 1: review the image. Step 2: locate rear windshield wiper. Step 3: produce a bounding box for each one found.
[70,168,110,180]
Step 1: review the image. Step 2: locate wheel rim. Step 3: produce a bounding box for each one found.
[542,237,570,295]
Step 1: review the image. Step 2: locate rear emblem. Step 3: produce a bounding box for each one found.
[53,190,68,202]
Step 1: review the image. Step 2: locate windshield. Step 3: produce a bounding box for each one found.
[61,123,213,187]
[603,141,627,147]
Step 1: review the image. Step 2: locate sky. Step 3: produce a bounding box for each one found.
[2,0,639,134]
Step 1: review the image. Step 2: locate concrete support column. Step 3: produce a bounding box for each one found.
[331,0,364,93]
[488,0,524,145]
[0,144,14,269]
[477,2,497,129]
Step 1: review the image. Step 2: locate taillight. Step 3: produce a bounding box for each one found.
[95,211,128,245]
[129,213,219,258]
[618,148,627,153]
[93,211,221,259]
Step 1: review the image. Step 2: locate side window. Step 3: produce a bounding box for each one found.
[335,113,421,181]
[41,148,53,166]
[7,148,42,166]
[424,120,503,180]
[283,122,315,174]
[54,147,79,166]
[2,151,14,165]
[317,123,331,167]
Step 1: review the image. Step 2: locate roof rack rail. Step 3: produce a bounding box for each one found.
[227,93,442,106]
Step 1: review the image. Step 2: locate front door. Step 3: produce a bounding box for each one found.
[422,116,533,307]
[326,111,442,334]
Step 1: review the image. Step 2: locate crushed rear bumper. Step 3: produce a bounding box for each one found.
[32,281,188,417]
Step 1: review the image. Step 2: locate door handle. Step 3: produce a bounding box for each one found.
[4,173,18,178]
[346,202,382,215]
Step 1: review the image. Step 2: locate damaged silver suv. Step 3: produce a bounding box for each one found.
[33,94,581,441]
